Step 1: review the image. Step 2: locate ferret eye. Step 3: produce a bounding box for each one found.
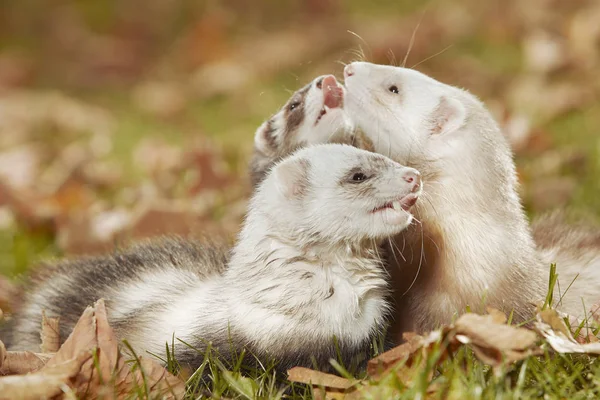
[351,172,368,182]
[316,78,323,89]
[289,101,301,111]
[388,85,399,94]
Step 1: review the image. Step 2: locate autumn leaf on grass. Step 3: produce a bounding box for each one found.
[0,351,91,400]
[368,308,540,384]
[535,308,600,354]
[45,298,185,399]
[0,340,54,376]
[0,299,185,399]
[367,331,432,378]
[452,311,541,366]
[41,310,61,353]
[287,367,361,400]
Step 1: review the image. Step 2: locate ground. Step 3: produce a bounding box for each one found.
[0,0,599,398]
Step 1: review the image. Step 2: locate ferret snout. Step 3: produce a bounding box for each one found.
[402,169,421,193]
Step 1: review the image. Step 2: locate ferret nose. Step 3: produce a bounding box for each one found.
[344,64,355,78]
[402,170,421,192]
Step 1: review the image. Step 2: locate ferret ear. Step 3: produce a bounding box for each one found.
[430,97,466,136]
[254,119,277,155]
[273,157,311,199]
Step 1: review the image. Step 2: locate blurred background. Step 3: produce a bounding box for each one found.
[0,0,599,281]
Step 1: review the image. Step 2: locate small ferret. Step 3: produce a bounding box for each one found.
[8,143,422,373]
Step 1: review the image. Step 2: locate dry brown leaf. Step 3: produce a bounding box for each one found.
[538,308,573,339]
[486,307,508,324]
[367,333,425,378]
[453,312,540,365]
[41,310,61,353]
[535,308,600,355]
[454,313,538,352]
[287,367,354,390]
[0,351,90,400]
[288,367,360,400]
[0,340,54,376]
[43,299,185,399]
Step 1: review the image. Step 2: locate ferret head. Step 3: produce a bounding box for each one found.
[250,75,354,187]
[343,62,518,216]
[249,143,421,247]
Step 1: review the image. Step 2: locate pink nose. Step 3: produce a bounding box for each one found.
[403,170,421,192]
[344,64,355,77]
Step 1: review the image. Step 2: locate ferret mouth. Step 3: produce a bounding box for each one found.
[315,75,344,126]
[372,194,418,213]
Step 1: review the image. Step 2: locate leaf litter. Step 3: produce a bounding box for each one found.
[0,299,185,400]
[287,307,600,399]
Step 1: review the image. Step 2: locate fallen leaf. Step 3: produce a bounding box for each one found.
[287,367,361,400]
[40,310,61,353]
[367,333,425,378]
[535,308,600,355]
[453,312,540,366]
[287,367,354,390]
[0,351,90,400]
[0,344,54,375]
[47,299,185,399]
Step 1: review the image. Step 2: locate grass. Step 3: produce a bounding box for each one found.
[135,329,600,399]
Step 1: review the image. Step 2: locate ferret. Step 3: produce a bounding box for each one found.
[250,74,372,187]
[8,143,422,374]
[343,61,600,337]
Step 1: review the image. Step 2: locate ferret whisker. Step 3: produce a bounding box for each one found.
[387,49,398,67]
[402,215,426,296]
[346,30,371,61]
[402,15,423,68]
[388,236,406,263]
[410,44,454,70]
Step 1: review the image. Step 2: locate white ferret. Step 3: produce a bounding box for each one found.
[8,143,422,373]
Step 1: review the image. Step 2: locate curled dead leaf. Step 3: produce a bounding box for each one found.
[287,367,360,400]
[367,332,426,378]
[453,312,540,366]
[0,351,90,400]
[1,299,184,398]
[41,310,61,353]
[0,345,54,375]
[535,308,600,355]
[287,367,354,390]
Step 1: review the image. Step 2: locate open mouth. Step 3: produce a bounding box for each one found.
[315,75,344,125]
[372,194,418,214]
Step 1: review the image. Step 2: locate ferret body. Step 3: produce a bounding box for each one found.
[9,144,422,373]
[343,61,600,336]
